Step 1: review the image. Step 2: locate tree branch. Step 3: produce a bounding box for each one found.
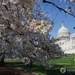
[43,0,75,17]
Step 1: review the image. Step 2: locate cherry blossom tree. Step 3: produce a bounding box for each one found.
[0,0,63,67]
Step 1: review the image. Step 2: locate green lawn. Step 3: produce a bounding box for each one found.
[49,54,75,68]
[4,54,75,75]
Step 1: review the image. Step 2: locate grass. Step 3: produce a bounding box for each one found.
[49,54,75,68]
[4,54,75,75]
[5,59,22,62]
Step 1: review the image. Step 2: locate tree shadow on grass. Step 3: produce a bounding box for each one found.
[4,62,75,75]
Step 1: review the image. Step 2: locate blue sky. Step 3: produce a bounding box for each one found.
[39,0,75,38]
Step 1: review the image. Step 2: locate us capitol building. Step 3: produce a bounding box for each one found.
[56,22,75,54]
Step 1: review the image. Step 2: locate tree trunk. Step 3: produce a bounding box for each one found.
[0,54,5,66]
[28,60,33,67]
[1,55,5,63]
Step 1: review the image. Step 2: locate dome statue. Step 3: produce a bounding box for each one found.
[57,22,70,39]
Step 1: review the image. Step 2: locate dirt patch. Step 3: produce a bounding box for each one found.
[0,67,36,75]
[21,73,36,75]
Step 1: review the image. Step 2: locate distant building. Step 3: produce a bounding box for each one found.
[56,22,75,54]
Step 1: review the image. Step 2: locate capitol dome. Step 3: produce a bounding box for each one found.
[57,23,70,38]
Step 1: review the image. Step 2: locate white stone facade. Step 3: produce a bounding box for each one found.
[56,23,75,54]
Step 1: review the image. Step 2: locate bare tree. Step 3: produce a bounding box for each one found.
[43,0,75,17]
